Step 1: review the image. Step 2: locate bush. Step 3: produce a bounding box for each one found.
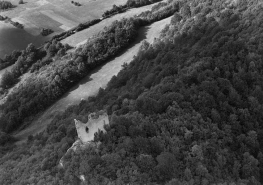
[0,1,13,10]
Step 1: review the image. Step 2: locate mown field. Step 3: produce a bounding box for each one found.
[0,0,126,58]
[2,0,126,33]
[61,2,161,47]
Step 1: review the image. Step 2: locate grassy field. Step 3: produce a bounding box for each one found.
[0,21,47,58]
[0,0,126,58]
[61,2,160,46]
[14,16,172,144]
[2,0,126,33]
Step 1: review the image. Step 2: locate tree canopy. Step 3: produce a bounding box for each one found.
[0,0,263,184]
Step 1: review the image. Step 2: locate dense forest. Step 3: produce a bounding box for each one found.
[0,0,263,184]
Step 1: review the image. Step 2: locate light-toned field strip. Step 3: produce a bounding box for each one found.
[12,17,41,36]
[41,10,78,29]
[36,0,50,6]
[76,39,88,47]
[60,25,71,31]
[14,16,172,144]
[61,2,162,46]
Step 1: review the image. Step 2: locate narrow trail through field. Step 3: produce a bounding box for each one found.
[14,16,172,144]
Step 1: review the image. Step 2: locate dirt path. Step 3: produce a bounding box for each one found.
[14,16,172,143]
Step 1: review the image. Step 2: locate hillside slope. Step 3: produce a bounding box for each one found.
[1,0,263,184]
[14,16,172,143]
[61,1,165,47]
[0,0,177,134]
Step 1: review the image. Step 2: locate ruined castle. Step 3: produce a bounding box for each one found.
[74,110,109,143]
[59,110,109,181]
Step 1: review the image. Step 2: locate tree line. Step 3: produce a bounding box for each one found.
[102,0,162,18]
[0,0,179,133]
[2,0,263,184]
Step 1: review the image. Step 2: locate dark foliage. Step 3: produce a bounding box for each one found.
[1,0,263,184]
[0,50,22,70]
[0,1,13,10]
[0,43,62,89]
[0,18,140,133]
[102,0,162,18]
[40,28,54,36]
[50,19,101,42]
[0,15,7,20]
[0,0,177,133]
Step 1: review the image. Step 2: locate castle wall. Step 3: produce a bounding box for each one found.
[74,112,109,143]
